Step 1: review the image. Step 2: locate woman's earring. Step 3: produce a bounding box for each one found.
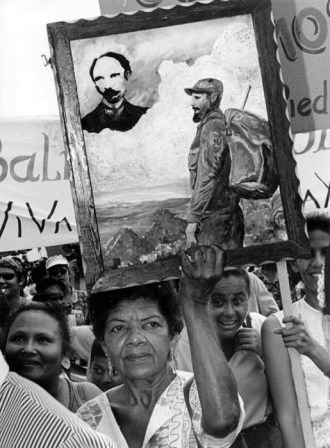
[105,353,114,378]
[169,347,177,375]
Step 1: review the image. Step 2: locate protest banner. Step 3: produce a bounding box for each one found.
[271,0,330,134]
[293,130,330,214]
[0,118,78,252]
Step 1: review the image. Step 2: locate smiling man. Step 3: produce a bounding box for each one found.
[207,267,282,447]
[82,52,148,133]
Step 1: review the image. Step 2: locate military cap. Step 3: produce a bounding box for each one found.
[184,78,223,96]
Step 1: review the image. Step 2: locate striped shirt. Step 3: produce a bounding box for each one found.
[0,352,117,448]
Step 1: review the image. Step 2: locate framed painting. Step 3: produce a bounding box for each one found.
[47,0,309,291]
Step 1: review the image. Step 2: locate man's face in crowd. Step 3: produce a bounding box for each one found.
[209,274,249,340]
[297,228,330,302]
[47,265,70,289]
[90,356,123,392]
[93,57,128,104]
[0,268,22,301]
[43,285,66,307]
[191,92,211,123]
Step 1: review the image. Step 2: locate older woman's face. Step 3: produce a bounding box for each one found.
[209,275,249,340]
[102,298,171,381]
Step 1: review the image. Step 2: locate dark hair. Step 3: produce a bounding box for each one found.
[0,292,10,350]
[89,52,132,82]
[5,302,71,357]
[35,277,66,294]
[89,282,183,342]
[30,259,48,284]
[221,268,250,295]
[306,212,330,235]
[207,91,222,109]
[90,338,107,364]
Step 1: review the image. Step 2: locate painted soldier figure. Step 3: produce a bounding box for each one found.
[184,78,278,249]
[82,52,148,133]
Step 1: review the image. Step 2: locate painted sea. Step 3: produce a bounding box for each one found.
[95,178,190,250]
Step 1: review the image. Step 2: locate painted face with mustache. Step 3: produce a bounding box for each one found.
[93,57,129,104]
[190,92,212,123]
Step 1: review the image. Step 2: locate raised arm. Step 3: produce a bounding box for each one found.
[262,315,305,448]
[179,245,241,438]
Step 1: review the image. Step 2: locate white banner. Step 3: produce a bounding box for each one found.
[0,118,78,252]
[294,130,330,214]
[272,0,330,214]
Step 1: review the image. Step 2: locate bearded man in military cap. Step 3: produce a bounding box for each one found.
[185,78,244,249]
[184,78,278,249]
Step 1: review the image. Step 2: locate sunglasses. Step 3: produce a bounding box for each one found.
[0,273,17,281]
[49,267,68,276]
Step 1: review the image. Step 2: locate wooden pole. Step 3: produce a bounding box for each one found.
[241,85,251,110]
[324,246,330,316]
[277,260,316,448]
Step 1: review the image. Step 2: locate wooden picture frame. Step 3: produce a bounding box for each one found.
[47,0,308,292]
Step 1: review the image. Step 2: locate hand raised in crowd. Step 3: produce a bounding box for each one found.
[236,327,263,357]
[179,245,226,304]
[273,315,316,356]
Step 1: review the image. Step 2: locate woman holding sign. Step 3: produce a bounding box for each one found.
[262,213,330,448]
[77,246,246,448]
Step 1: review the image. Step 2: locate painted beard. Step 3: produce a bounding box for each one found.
[192,108,202,123]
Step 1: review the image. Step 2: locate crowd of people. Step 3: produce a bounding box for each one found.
[0,212,329,448]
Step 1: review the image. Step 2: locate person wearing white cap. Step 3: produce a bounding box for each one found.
[46,255,95,366]
[46,255,87,325]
